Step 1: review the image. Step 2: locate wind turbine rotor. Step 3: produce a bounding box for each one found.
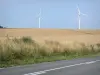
[76,4,87,29]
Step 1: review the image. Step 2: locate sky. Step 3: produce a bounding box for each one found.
[0,0,100,29]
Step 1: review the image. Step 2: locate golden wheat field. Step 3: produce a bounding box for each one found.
[0,28,100,45]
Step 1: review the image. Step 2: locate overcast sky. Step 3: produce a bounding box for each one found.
[0,0,100,29]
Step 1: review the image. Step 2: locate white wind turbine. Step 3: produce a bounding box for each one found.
[38,8,41,28]
[77,4,87,29]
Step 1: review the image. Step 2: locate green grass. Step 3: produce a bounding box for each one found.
[0,37,100,68]
[1,53,100,68]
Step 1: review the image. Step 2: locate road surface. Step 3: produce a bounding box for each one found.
[0,56,100,75]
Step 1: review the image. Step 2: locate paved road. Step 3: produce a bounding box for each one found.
[0,56,100,75]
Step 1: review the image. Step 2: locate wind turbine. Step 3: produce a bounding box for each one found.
[38,8,41,28]
[77,4,87,29]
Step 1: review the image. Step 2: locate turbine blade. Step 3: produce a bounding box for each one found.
[77,4,80,14]
[36,8,41,18]
[39,8,41,17]
[76,4,79,9]
[81,12,88,16]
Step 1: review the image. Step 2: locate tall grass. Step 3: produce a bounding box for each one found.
[0,37,100,67]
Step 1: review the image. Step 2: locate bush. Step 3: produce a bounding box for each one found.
[20,36,34,44]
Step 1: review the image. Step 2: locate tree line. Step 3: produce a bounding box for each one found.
[0,25,6,28]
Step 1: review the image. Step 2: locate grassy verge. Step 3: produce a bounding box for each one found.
[0,37,100,68]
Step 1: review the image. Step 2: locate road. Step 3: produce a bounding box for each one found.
[0,56,100,75]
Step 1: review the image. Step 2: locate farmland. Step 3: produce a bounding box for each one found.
[0,28,100,45]
[0,28,100,67]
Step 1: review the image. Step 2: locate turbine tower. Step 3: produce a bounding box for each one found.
[77,4,87,29]
[38,8,41,28]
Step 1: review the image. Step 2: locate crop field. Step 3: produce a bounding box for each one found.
[0,28,100,67]
[0,28,100,45]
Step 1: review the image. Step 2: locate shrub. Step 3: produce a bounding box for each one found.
[20,36,34,44]
[96,43,100,48]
